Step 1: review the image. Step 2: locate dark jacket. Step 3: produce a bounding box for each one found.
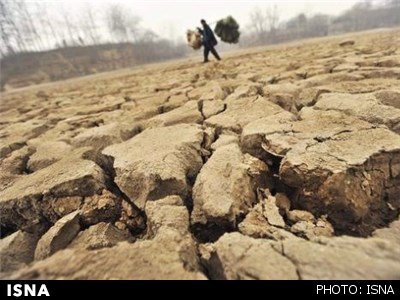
[198,24,217,47]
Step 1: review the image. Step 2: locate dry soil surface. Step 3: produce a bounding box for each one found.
[1,29,400,280]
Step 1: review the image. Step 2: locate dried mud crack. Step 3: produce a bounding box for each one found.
[1,29,400,279]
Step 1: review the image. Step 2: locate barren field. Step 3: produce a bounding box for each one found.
[1,28,400,279]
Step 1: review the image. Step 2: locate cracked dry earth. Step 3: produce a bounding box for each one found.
[1,29,400,280]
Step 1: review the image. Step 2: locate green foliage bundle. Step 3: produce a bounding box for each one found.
[214,16,240,44]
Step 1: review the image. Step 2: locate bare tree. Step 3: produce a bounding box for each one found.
[266,5,280,32]
[62,10,77,46]
[106,4,140,43]
[83,5,100,45]
[0,0,27,54]
[249,5,280,43]
[0,0,14,54]
[40,3,61,48]
[139,29,158,43]
[249,7,268,36]
[266,5,280,41]
[16,0,45,51]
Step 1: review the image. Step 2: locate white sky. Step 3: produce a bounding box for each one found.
[133,0,362,40]
[26,0,364,41]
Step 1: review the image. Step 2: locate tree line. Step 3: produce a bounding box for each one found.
[244,0,400,46]
[0,1,185,57]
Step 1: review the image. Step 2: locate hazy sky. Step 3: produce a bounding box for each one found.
[32,0,363,41]
[134,0,361,39]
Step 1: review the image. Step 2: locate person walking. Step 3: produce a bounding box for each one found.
[197,19,221,63]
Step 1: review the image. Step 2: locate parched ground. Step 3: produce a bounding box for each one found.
[1,28,400,280]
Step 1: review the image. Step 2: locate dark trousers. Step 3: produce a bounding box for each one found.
[204,45,221,62]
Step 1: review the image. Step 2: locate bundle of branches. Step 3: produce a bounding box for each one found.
[186,29,202,50]
[214,16,240,44]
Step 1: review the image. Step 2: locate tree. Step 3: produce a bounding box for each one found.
[249,5,280,43]
[40,2,61,48]
[81,4,101,45]
[0,0,14,54]
[106,4,140,43]
[62,10,77,46]
[139,29,158,43]
[249,7,268,35]
[0,0,27,54]
[16,0,44,51]
[266,5,280,33]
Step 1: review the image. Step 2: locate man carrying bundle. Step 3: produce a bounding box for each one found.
[197,19,221,63]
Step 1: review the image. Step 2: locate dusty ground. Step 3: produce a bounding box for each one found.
[1,28,400,280]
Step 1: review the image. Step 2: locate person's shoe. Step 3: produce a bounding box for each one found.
[203,60,209,63]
